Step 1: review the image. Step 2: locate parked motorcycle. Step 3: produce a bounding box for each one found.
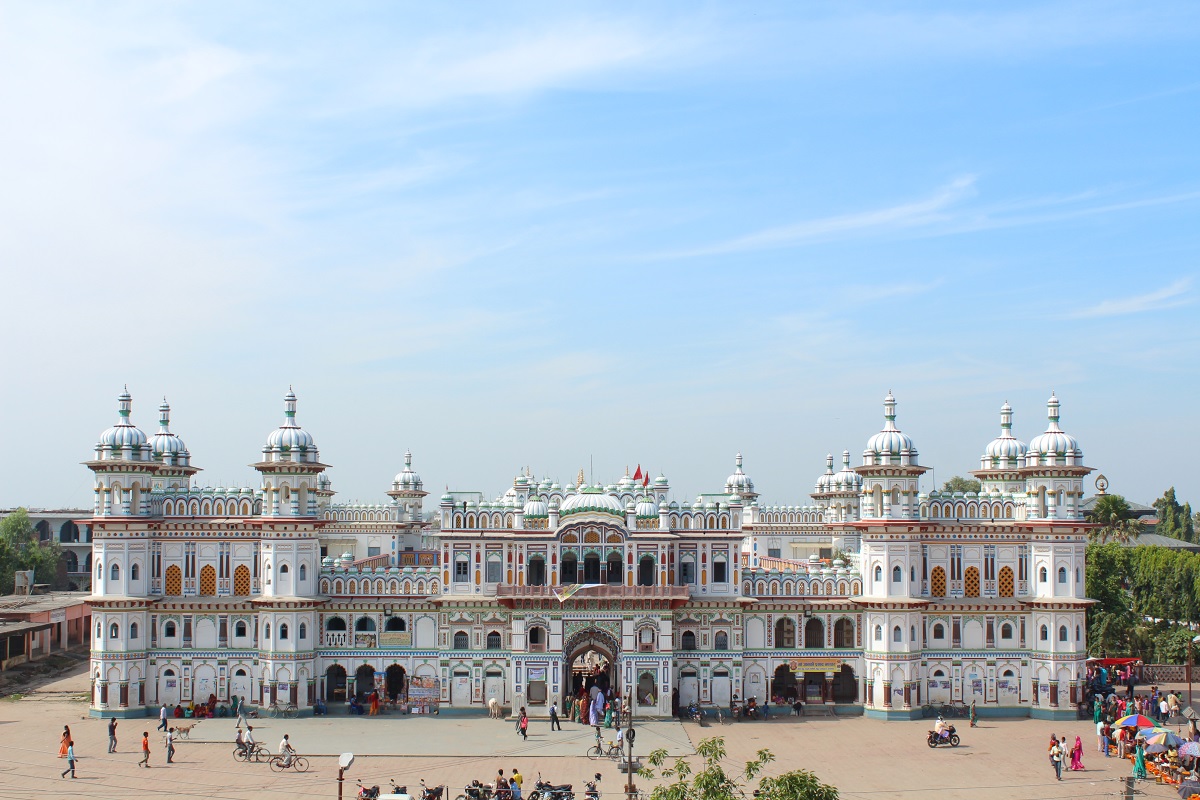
[455,780,493,800]
[358,781,381,800]
[927,724,960,748]
[420,780,446,800]
[584,773,601,800]
[528,771,574,800]
[390,779,413,798]
[686,703,702,722]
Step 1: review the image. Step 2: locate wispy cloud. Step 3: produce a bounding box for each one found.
[1071,278,1194,318]
[661,175,977,258]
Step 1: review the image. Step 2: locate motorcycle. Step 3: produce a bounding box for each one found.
[584,773,601,800]
[390,779,413,798]
[927,724,960,748]
[455,781,493,800]
[686,703,702,722]
[730,703,742,721]
[358,781,382,800]
[528,771,574,800]
[420,780,446,800]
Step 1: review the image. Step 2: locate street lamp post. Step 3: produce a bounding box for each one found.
[1189,636,1200,709]
[337,752,354,800]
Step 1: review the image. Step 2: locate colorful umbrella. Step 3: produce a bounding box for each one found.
[1145,729,1184,748]
[1116,714,1157,728]
[1178,741,1200,758]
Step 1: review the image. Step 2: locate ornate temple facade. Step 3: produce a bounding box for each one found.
[85,389,1092,720]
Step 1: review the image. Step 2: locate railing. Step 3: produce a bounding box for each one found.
[495,585,691,601]
[397,551,439,567]
[351,554,391,570]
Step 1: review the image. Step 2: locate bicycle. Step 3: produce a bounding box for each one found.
[269,754,309,773]
[586,730,621,760]
[233,743,271,763]
[267,702,298,719]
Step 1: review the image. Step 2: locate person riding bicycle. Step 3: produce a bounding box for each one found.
[242,725,256,756]
[279,734,295,767]
[235,727,246,756]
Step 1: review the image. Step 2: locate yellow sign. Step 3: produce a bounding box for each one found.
[787,658,847,673]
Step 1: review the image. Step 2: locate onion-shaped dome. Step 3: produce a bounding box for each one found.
[150,398,191,466]
[654,474,669,487]
[864,391,918,461]
[815,454,836,492]
[96,387,152,461]
[1026,393,1083,465]
[617,470,637,489]
[981,401,1028,468]
[559,487,624,517]
[392,449,423,491]
[725,453,754,494]
[523,495,548,517]
[636,495,659,517]
[835,450,862,491]
[262,388,319,463]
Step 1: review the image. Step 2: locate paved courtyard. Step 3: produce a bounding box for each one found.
[1,669,1193,800]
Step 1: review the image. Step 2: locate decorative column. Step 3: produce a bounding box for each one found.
[882,680,891,708]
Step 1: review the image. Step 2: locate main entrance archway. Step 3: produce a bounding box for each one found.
[563,625,620,701]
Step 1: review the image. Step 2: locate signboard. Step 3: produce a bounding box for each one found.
[50,609,66,623]
[380,632,411,647]
[408,675,440,713]
[354,633,377,648]
[787,658,846,673]
[528,667,547,682]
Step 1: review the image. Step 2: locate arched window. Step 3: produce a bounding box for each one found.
[299,563,307,581]
[834,619,855,648]
[528,557,546,586]
[109,623,119,639]
[910,625,916,642]
[130,563,140,581]
[355,617,376,632]
[874,565,883,581]
[97,562,103,580]
[1040,625,1049,641]
[681,631,697,650]
[1075,625,1080,641]
[561,553,578,584]
[280,563,289,576]
[1057,567,1067,584]
[873,625,882,641]
[486,631,502,650]
[279,623,289,640]
[910,566,916,582]
[110,563,120,581]
[326,617,347,631]
[774,618,795,648]
[235,621,247,637]
[1039,566,1048,583]
[892,626,902,643]
[164,621,177,637]
[714,631,729,650]
[892,565,902,583]
[385,617,406,631]
[299,622,307,639]
[528,626,545,652]
[1000,623,1013,639]
[1058,625,1068,642]
[264,623,271,639]
[130,622,139,639]
[932,623,945,639]
[95,621,101,639]
[638,555,655,587]
[804,618,825,648]
[453,630,469,649]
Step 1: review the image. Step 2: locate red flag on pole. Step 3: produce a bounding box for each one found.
[633,464,642,482]
[643,469,650,488]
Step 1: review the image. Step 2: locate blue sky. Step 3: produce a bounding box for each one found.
[1,2,1197,510]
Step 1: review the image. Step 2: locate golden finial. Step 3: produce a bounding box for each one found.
[577,468,586,487]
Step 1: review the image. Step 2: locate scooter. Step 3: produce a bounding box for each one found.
[358,781,381,800]
[584,773,601,800]
[926,724,960,748]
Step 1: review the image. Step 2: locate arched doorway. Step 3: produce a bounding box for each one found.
[385,664,407,702]
[678,667,699,707]
[231,668,252,706]
[712,668,732,707]
[770,663,797,703]
[326,664,347,701]
[833,664,857,702]
[159,667,180,707]
[355,664,377,701]
[563,626,620,703]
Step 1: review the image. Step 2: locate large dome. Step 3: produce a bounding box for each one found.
[559,486,624,517]
[150,398,190,464]
[262,388,319,462]
[96,388,151,460]
[864,391,918,460]
[392,449,422,491]
[981,401,1027,468]
[725,453,754,494]
[1026,393,1082,464]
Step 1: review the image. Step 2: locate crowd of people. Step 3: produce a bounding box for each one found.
[1089,686,1200,785]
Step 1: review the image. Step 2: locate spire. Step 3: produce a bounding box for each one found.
[1046,392,1061,429]
[158,398,171,433]
[842,450,852,468]
[735,452,744,470]
[283,388,298,426]
[404,449,413,468]
[824,453,834,474]
[118,387,132,422]
[882,390,897,429]
[1000,401,1013,431]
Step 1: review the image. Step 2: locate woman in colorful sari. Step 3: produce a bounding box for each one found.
[1133,740,1148,780]
[578,693,589,728]
[1093,697,1102,724]
[603,698,613,729]
[59,726,71,758]
[1070,736,1084,770]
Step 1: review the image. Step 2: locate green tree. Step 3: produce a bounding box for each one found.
[1154,487,1195,543]
[1086,494,1143,544]
[942,476,982,494]
[0,508,62,594]
[640,737,839,800]
[1085,543,1136,656]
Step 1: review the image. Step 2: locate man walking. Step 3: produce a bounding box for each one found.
[157,704,168,732]
[139,731,151,768]
[108,717,118,753]
[60,740,77,779]
[1050,736,1063,781]
[234,695,246,729]
[166,727,176,764]
[549,701,561,731]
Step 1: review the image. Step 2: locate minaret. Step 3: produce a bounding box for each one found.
[149,399,199,492]
[86,388,157,517]
[387,449,428,523]
[971,401,1027,498]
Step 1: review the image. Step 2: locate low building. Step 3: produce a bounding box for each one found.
[0,592,92,672]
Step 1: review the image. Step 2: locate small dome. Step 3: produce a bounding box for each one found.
[834,450,862,490]
[392,450,423,491]
[559,487,623,517]
[636,495,659,517]
[864,391,918,460]
[981,401,1028,468]
[815,454,836,492]
[150,398,190,464]
[262,388,319,462]
[725,453,754,494]
[523,495,548,517]
[96,388,151,460]
[1026,393,1083,464]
